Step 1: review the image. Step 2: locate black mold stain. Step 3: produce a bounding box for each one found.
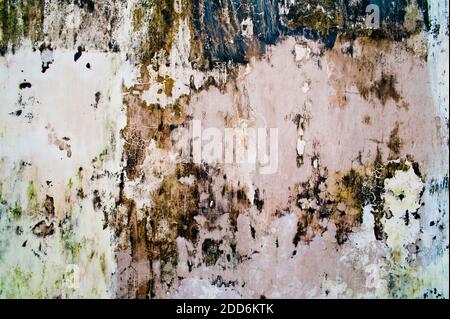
[75,0,95,13]
[429,176,449,194]
[358,72,403,106]
[94,91,101,108]
[76,188,85,199]
[114,159,253,297]
[211,275,237,288]
[9,109,22,116]
[133,0,175,62]
[108,40,120,53]
[0,0,45,56]
[293,153,338,244]
[19,81,32,89]
[42,195,55,216]
[292,149,425,245]
[0,0,431,61]
[416,0,431,31]
[32,220,55,237]
[16,225,23,235]
[250,224,256,239]
[253,188,264,211]
[39,43,53,73]
[188,0,430,69]
[41,62,51,73]
[370,73,401,106]
[74,46,84,62]
[422,288,446,299]
[93,189,102,211]
[202,238,223,266]
[387,122,402,159]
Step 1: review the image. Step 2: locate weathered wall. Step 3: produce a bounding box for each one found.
[0,0,448,298]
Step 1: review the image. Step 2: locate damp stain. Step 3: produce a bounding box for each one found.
[387,122,403,159]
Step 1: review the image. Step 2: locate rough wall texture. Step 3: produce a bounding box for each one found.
[0,0,448,299]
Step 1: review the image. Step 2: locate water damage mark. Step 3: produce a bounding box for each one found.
[32,219,55,237]
[114,158,253,297]
[387,122,403,159]
[188,0,430,69]
[121,74,189,179]
[363,72,401,106]
[0,0,444,300]
[0,0,45,55]
[1,0,430,63]
[292,149,425,245]
[326,37,413,108]
[46,125,72,158]
[132,0,176,63]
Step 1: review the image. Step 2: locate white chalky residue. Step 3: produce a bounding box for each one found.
[241,18,254,38]
[296,139,306,157]
[294,44,311,62]
[383,161,424,262]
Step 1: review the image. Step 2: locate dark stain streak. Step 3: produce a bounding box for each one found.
[250,224,256,239]
[253,188,264,211]
[94,91,101,108]
[387,123,403,159]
